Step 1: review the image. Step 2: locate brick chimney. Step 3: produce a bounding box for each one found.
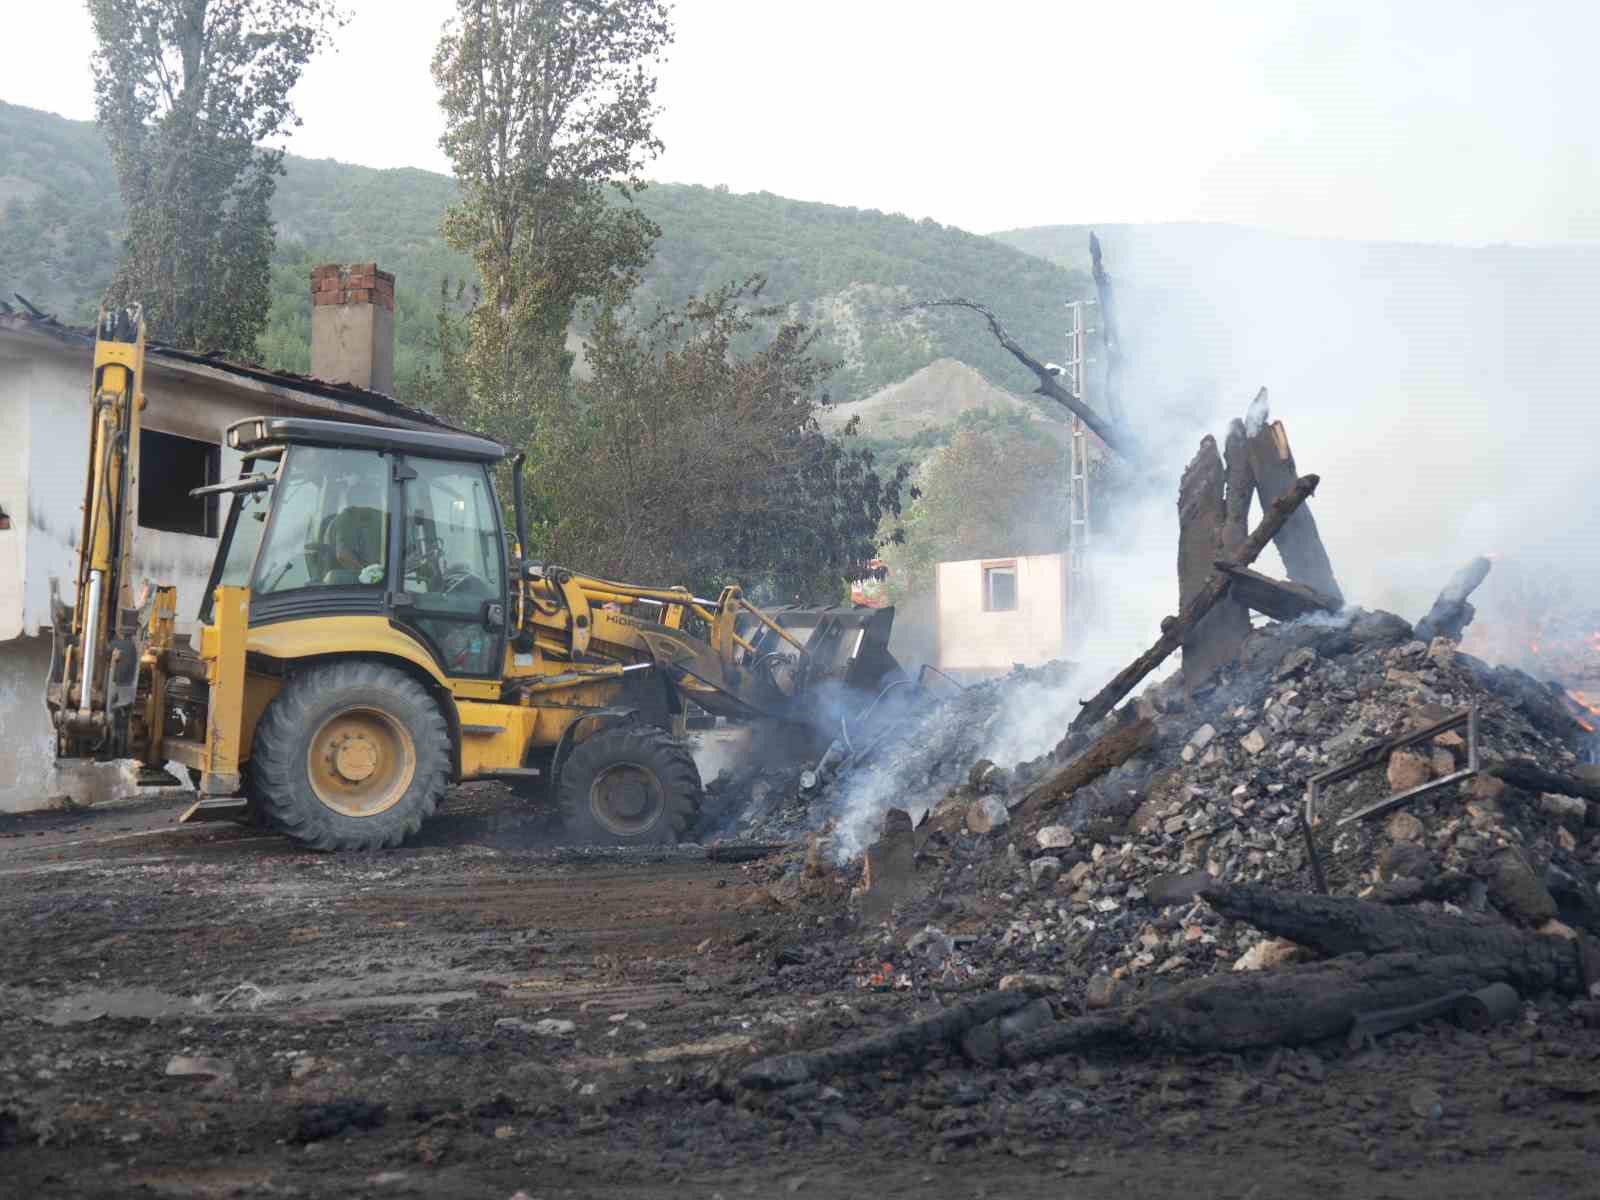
[310,262,395,394]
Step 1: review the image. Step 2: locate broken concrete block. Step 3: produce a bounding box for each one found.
[1240,728,1268,755]
[1029,856,1062,887]
[966,795,1009,835]
[1539,792,1588,833]
[1386,750,1431,792]
[1188,724,1217,752]
[1231,938,1306,972]
[1385,810,1425,843]
[1036,825,1074,849]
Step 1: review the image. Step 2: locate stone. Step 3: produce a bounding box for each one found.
[1407,1085,1443,1120]
[1377,841,1434,882]
[1539,793,1588,832]
[1036,825,1074,849]
[531,1019,576,1037]
[1434,730,1465,751]
[1066,861,1093,887]
[966,795,1009,835]
[1275,647,1318,680]
[1084,973,1123,1009]
[1539,918,1578,940]
[1188,724,1218,752]
[1232,938,1306,972]
[164,1056,232,1080]
[1385,811,1425,843]
[1386,750,1431,792]
[1029,857,1062,887]
[1485,848,1559,926]
[1240,728,1268,755]
[1430,748,1457,777]
[1467,774,1506,803]
[1426,638,1457,668]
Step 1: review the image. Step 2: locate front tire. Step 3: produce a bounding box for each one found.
[250,661,450,851]
[558,722,701,846]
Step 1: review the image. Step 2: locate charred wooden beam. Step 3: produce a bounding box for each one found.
[1487,758,1600,803]
[1069,474,1321,733]
[1179,436,1251,687]
[1415,556,1493,643]
[1214,562,1343,621]
[901,297,1129,456]
[737,988,1036,1090]
[1244,389,1343,602]
[1011,717,1157,820]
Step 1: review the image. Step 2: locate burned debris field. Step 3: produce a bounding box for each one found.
[7,393,1600,1200]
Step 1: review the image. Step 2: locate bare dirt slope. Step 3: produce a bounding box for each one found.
[3,791,1598,1199]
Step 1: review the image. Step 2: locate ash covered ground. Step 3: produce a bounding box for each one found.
[6,607,1600,1197]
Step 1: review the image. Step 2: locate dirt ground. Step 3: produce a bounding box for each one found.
[3,789,1599,1199]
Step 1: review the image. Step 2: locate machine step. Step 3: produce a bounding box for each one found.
[179,797,251,824]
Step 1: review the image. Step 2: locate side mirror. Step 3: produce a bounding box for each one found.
[483,601,505,630]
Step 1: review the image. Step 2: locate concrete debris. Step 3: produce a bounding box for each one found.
[1035,825,1074,849]
[723,600,1600,1017]
[965,795,1009,835]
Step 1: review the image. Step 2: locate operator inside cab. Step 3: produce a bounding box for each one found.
[321,480,386,586]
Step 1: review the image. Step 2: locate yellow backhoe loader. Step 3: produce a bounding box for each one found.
[46,309,900,850]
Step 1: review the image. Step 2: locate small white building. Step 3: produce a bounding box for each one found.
[0,265,454,812]
[934,553,1071,680]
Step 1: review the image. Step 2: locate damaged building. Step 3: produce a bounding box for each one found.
[0,264,457,812]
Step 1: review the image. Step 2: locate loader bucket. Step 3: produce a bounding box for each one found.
[739,604,905,739]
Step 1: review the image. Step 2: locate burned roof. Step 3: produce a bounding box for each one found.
[0,298,471,435]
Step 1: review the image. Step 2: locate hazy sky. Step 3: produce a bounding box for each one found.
[7,1,1597,245]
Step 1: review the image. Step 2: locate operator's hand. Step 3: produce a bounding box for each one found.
[358,564,385,585]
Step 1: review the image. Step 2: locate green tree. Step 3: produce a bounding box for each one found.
[539,280,910,601]
[87,0,342,357]
[885,425,1068,599]
[431,0,672,442]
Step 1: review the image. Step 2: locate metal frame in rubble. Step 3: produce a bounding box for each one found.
[1305,705,1481,828]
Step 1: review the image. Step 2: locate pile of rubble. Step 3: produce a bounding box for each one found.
[749,604,1600,1014]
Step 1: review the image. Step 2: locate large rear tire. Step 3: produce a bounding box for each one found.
[250,661,450,851]
[558,721,701,846]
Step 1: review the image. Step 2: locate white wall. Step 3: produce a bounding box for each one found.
[0,326,412,811]
[935,553,1070,675]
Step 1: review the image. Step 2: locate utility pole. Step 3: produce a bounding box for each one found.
[1064,300,1093,654]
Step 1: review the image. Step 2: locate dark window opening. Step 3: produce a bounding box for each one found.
[139,429,220,537]
[983,563,1017,612]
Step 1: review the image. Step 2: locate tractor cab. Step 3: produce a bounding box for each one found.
[207,417,510,680]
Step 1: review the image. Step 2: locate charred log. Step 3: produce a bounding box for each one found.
[1070,474,1321,733]
[1012,717,1157,820]
[1179,437,1252,687]
[1244,389,1343,602]
[1487,758,1600,803]
[737,988,1036,1090]
[1415,556,1493,643]
[1215,562,1343,621]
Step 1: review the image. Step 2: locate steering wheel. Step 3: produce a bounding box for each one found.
[442,567,492,596]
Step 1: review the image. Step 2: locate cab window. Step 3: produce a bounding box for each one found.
[254,446,390,594]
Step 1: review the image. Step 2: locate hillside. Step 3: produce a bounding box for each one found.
[0,101,1090,403]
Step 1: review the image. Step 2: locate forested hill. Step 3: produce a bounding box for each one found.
[0,100,1089,402]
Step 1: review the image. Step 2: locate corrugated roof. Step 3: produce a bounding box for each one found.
[0,298,470,435]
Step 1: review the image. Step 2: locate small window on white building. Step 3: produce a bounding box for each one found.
[139,429,220,537]
[982,562,1017,612]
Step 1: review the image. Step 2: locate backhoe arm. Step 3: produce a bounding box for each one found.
[47,308,154,759]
